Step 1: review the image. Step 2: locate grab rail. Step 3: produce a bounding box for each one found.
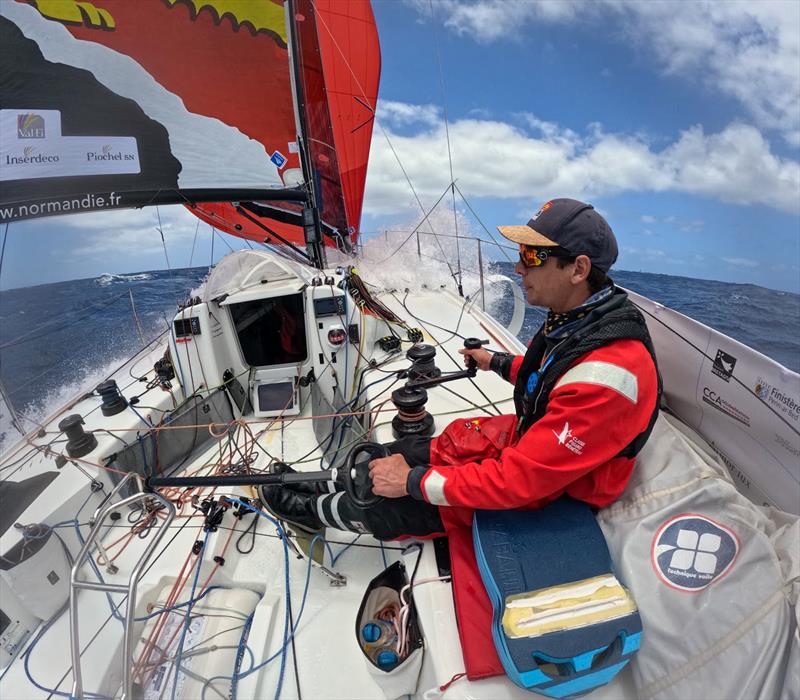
[69,473,176,700]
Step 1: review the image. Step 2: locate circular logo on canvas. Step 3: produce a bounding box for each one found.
[651,514,739,592]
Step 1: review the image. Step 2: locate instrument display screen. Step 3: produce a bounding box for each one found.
[256,381,295,413]
[314,295,345,317]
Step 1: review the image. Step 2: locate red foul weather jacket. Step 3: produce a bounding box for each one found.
[406,291,660,528]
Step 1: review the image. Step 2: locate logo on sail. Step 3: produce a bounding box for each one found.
[754,376,799,423]
[651,514,739,592]
[702,387,750,426]
[711,349,736,382]
[86,144,137,162]
[5,146,60,165]
[17,113,45,139]
[270,150,287,169]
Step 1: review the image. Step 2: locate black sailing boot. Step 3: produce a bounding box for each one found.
[259,483,325,534]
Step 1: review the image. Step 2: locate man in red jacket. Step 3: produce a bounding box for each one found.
[261,199,660,538]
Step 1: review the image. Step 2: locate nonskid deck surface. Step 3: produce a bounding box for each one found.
[0,285,562,700]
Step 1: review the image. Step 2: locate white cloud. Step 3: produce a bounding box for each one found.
[363,105,800,216]
[722,257,759,268]
[680,219,704,233]
[409,0,800,145]
[377,100,441,127]
[63,205,201,259]
[641,215,656,223]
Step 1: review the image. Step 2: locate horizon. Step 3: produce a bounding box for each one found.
[1,255,798,298]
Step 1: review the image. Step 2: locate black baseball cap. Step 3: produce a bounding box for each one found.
[498,198,618,272]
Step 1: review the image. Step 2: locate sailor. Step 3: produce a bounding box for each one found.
[261,199,661,539]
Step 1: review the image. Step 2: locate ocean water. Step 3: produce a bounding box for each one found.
[1,265,798,453]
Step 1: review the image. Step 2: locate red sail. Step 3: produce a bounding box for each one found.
[189,0,380,249]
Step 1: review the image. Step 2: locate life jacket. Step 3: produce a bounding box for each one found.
[512,288,662,459]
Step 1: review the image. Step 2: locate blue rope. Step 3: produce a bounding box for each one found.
[199,524,321,700]
[332,535,361,566]
[223,499,291,700]
[130,404,154,429]
[71,522,125,623]
[229,612,254,700]
[21,606,110,699]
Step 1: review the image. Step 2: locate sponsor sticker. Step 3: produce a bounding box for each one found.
[754,376,800,423]
[651,514,739,592]
[270,150,287,168]
[701,387,750,426]
[1,109,140,180]
[711,349,736,382]
[17,113,45,138]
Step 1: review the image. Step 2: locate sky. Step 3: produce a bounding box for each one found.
[1,0,799,292]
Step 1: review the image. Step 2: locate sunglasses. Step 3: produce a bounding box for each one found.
[518,245,572,268]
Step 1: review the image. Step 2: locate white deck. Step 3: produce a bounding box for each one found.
[1,267,797,700]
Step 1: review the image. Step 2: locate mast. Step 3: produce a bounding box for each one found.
[286,0,327,270]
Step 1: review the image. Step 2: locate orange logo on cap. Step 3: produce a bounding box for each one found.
[531,201,552,221]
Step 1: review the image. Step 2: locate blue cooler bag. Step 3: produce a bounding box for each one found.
[473,497,642,698]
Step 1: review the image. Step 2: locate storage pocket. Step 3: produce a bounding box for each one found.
[355,561,424,698]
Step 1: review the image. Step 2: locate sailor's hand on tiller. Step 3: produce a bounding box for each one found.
[458,347,492,371]
[369,454,410,498]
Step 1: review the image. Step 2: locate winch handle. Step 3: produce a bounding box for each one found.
[463,337,488,373]
[344,442,390,508]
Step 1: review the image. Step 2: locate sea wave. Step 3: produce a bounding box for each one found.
[0,355,133,458]
[95,272,154,286]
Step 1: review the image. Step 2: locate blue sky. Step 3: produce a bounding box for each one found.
[1,0,799,292]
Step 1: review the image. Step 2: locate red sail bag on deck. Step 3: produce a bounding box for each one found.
[428,413,519,680]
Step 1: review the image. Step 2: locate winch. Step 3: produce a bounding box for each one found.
[389,337,486,438]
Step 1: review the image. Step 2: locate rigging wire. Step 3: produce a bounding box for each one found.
[393,290,503,416]
[428,0,463,295]
[210,225,215,269]
[214,228,236,255]
[0,220,26,437]
[453,182,516,265]
[155,205,174,282]
[367,184,453,265]
[0,291,129,351]
[0,221,8,281]
[189,217,201,268]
